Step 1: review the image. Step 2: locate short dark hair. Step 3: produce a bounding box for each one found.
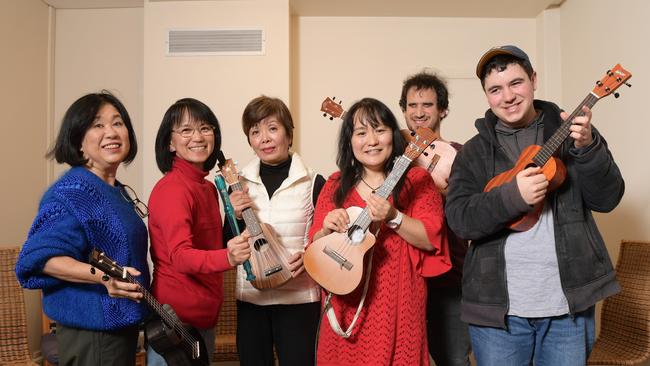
[154,98,223,173]
[479,54,534,88]
[399,71,449,113]
[241,96,294,146]
[335,98,407,209]
[48,91,137,166]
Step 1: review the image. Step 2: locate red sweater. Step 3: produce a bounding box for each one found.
[309,167,451,366]
[148,157,232,329]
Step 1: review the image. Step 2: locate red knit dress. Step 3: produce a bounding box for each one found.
[308,167,451,366]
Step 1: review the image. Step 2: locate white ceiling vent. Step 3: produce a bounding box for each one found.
[166,28,265,56]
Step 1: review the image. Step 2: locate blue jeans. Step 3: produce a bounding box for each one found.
[147,327,215,366]
[469,307,595,366]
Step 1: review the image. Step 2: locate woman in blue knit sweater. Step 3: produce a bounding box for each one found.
[15,92,149,366]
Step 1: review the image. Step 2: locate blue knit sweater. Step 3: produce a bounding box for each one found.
[15,167,149,330]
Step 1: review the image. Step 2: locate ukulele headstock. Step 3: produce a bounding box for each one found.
[321,97,346,120]
[404,127,437,161]
[220,159,241,186]
[592,64,632,99]
[89,249,127,280]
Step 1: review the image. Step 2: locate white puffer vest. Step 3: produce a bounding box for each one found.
[235,153,321,305]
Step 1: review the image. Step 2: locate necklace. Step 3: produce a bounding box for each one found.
[360,177,382,194]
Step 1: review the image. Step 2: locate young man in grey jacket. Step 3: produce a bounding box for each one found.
[445,45,624,365]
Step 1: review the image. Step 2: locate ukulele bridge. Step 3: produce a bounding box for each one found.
[323,246,353,271]
[264,265,283,277]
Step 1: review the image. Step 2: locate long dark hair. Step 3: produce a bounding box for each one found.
[334,98,407,208]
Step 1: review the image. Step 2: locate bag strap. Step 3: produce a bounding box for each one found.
[324,247,374,338]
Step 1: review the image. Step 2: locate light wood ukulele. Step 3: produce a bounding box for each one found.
[220,159,294,290]
[303,127,436,295]
[400,129,457,193]
[484,64,632,231]
[89,249,208,366]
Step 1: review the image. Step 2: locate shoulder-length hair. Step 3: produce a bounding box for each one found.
[334,98,408,209]
[154,98,223,173]
[241,95,294,146]
[48,91,137,166]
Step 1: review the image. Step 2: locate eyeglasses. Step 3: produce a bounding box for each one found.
[172,125,216,139]
[120,185,149,218]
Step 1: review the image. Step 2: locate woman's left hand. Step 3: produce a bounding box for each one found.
[366,193,396,223]
[287,251,305,278]
[102,267,143,302]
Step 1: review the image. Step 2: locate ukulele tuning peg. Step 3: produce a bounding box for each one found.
[339,101,342,104]
[423,152,429,157]
[625,82,632,88]
[613,92,620,98]
[329,117,334,121]
[90,267,96,275]
[332,96,337,100]
[596,80,603,87]
[323,113,327,117]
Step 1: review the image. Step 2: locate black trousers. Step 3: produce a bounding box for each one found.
[57,323,139,366]
[236,300,321,366]
[426,285,471,366]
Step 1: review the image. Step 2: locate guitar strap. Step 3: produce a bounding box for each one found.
[324,247,374,338]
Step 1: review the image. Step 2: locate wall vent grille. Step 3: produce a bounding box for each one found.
[166,28,265,56]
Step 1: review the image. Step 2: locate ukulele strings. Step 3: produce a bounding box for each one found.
[234,181,287,282]
[125,272,200,351]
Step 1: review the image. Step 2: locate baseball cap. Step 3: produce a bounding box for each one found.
[475,45,531,79]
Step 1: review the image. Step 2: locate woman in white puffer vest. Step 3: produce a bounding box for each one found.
[227,95,325,366]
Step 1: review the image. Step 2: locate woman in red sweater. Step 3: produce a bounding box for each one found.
[147,98,251,365]
[308,98,451,365]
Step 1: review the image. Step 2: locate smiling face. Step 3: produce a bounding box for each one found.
[169,111,215,170]
[81,103,130,177]
[350,112,393,173]
[483,62,538,128]
[404,87,447,133]
[248,115,291,165]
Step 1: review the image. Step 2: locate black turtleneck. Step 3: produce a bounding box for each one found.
[260,155,293,198]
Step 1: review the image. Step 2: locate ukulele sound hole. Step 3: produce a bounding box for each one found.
[253,238,268,251]
[347,225,365,245]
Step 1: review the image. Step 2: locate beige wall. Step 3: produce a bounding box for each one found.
[0,0,51,355]
[142,0,291,200]
[296,16,537,176]
[559,0,650,262]
[53,7,144,194]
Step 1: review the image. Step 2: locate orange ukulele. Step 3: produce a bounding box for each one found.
[221,159,293,290]
[484,64,632,231]
[304,127,436,295]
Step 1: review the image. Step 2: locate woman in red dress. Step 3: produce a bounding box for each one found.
[308,98,451,365]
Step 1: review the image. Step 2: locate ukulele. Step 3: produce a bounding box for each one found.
[320,96,347,120]
[303,127,436,295]
[484,64,632,231]
[89,249,208,366]
[400,129,457,194]
[220,159,294,290]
